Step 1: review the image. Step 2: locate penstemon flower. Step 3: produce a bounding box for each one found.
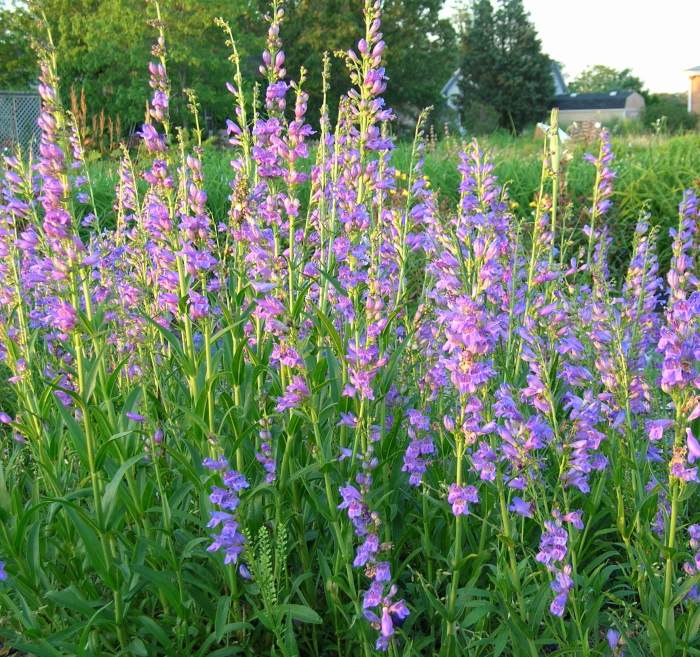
[204,458,249,568]
[536,512,575,617]
[402,408,435,486]
[607,629,624,657]
[2,2,700,655]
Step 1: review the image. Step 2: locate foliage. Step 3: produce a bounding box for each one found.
[0,2,700,657]
[1,0,457,133]
[569,64,646,97]
[281,0,458,127]
[5,0,264,129]
[0,4,36,90]
[459,0,553,132]
[644,93,698,134]
[80,132,700,284]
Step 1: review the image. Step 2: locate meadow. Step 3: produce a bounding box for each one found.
[0,1,699,657]
[84,131,700,280]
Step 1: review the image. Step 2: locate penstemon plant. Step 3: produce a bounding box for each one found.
[0,1,699,656]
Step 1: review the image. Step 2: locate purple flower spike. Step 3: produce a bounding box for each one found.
[447,483,479,516]
[204,465,249,573]
[687,428,700,464]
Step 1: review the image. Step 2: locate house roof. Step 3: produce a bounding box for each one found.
[553,91,634,110]
[440,69,461,98]
[686,65,700,76]
[441,62,568,99]
[551,63,568,95]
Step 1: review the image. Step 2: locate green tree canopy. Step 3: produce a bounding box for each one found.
[1,0,457,135]
[53,0,264,129]
[3,0,264,130]
[281,0,457,128]
[0,4,36,90]
[459,0,553,132]
[569,64,646,96]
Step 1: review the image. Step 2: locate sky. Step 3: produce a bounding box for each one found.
[442,0,700,93]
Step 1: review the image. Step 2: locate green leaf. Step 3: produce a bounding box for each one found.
[102,454,143,528]
[45,586,100,617]
[63,505,111,586]
[279,604,322,625]
[315,310,344,357]
[215,596,232,641]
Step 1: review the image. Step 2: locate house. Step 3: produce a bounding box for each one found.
[686,65,700,114]
[441,62,568,112]
[552,90,645,125]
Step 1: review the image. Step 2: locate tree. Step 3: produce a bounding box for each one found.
[281,0,457,128]
[0,5,36,90]
[459,0,499,122]
[380,0,458,124]
[459,0,553,132]
[1,0,456,133]
[569,65,646,96]
[3,0,264,130]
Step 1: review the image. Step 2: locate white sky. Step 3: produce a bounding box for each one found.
[442,0,700,93]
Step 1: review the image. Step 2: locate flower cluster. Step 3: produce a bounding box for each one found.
[535,511,583,617]
[684,524,700,603]
[0,0,699,654]
[204,458,249,568]
[402,409,434,486]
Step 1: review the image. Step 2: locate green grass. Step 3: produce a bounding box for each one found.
[85,131,700,278]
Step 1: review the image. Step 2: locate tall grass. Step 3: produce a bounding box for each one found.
[85,132,700,280]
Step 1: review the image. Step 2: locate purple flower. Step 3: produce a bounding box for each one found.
[536,518,568,570]
[223,470,250,492]
[338,447,353,461]
[472,442,497,481]
[647,419,673,442]
[206,468,248,568]
[139,124,166,153]
[50,301,77,333]
[354,533,379,568]
[684,525,700,603]
[338,485,364,519]
[402,409,434,486]
[447,483,479,516]
[509,497,533,518]
[203,457,228,471]
[687,428,700,464]
[607,629,624,656]
[126,411,145,423]
[374,561,391,582]
[0,561,6,581]
[549,565,573,617]
[275,375,309,412]
[255,441,276,483]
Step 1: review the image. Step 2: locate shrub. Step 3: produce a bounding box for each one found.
[644,93,698,133]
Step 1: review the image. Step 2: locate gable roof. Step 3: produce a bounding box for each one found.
[440,69,461,98]
[553,91,634,110]
[686,65,700,76]
[551,63,568,95]
[441,62,568,99]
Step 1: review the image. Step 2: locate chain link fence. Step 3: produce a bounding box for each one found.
[0,91,41,155]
